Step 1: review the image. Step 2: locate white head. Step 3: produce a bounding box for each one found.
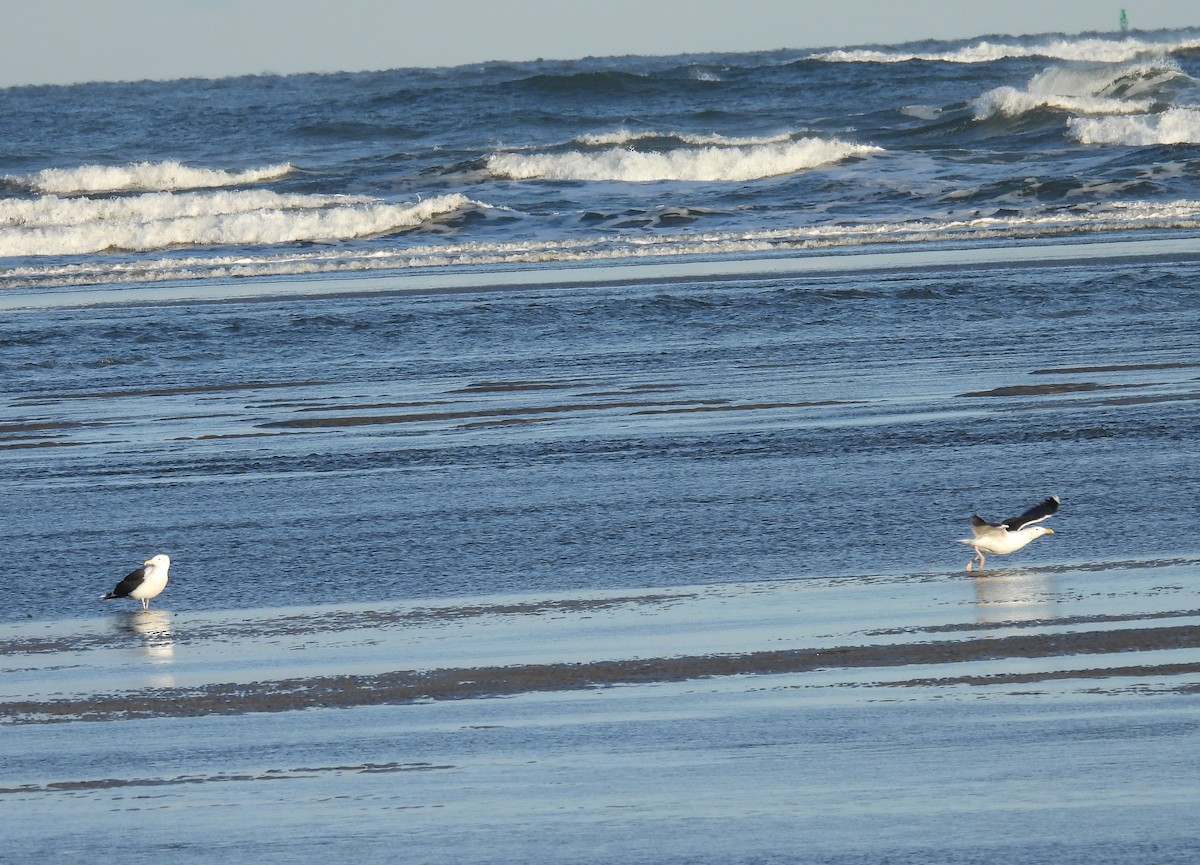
[145,553,171,574]
[1027,527,1054,538]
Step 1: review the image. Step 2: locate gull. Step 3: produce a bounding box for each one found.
[101,554,171,610]
[959,496,1058,571]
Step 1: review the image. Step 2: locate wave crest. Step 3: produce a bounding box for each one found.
[10,198,1200,289]
[0,191,481,257]
[973,85,1152,119]
[1067,107,1200,145]
[573,128,796,148]
[971,60,1184,121]
[810,34,1200,64]
[5,161,296,195]
[487,138,881,183]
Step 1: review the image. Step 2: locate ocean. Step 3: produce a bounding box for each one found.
[5,28,1200,288]
[3,28,1200,864]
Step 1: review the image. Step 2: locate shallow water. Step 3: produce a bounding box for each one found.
[5,556,1200,864]
[7,22,1200,858]
[12,684,1200,865]
[2,243,1200,861]
[3,241,1199,623]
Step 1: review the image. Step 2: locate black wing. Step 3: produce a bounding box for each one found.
[107,566,146,598]
[1002,495,1059,530]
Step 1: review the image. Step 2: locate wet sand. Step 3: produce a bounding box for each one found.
[5,556,1200,862]
[4,242,1200,862]
[5,567,1200,723]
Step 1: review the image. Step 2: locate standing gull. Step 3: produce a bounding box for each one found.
[958,496,1058,571]
[100,554,171,610]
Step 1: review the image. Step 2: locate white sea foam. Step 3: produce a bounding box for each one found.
[810,34,1200,64]
[973,86,1153,119]
[1067,107,1200,145]
[0,191,479,257]
[574,128,796,148]
[488,138,881,182]
[972,60,1185,120]
[5,161,295,195]
[6,198,1200,289]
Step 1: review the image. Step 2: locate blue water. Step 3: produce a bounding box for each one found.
[2,243,1198,623]
[4,29,1200,286]
[2,28,1200,623]
[5,30,1200,865]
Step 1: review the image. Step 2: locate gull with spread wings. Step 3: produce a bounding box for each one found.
[959,496,1059,571]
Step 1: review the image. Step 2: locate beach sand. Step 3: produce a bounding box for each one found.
[5,556,1200,863]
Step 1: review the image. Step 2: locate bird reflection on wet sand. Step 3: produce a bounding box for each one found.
[115,609,175,662]
[972,569,1057,623]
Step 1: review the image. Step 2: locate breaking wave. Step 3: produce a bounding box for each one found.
[6,198,1200,289]
[972,61,1183,119]
[810,34,1200,64]
[1067,107,1200,145]
[4,161,296,195]
[974,86,1152,119]
[487,137,881,182]
[573,129,796,148]
[0,191,482,257]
